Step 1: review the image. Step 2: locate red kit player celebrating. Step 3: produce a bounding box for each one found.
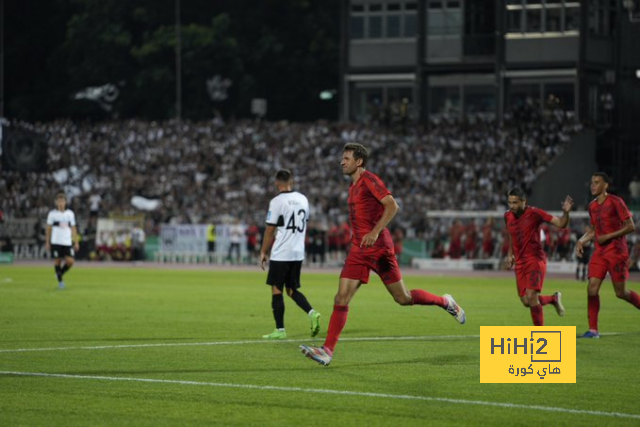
[576,172,638,338]
[504,188,573,326]
[300,143,465,366]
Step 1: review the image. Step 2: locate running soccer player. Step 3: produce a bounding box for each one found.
[45,193,80,289]
[260,169,321,340]
[504,188,573,326]
[300,143,465,366]
[576,172,639,339]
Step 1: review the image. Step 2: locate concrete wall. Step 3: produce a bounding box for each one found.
[529,129,597,210]
[349,40,417,67]
[506,36,579,63]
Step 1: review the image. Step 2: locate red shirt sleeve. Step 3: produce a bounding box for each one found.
[362,172,391,201]
[535,207,554,224]
[613,196,632,222]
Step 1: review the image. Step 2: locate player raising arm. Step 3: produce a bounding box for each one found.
[504,188,572,326]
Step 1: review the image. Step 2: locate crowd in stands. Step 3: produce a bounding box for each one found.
[2,113,583,236]
[3,111,640,269]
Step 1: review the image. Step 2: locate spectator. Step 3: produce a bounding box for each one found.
[629,176,640,206]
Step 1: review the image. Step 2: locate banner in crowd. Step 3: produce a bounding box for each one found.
[160,225,209,253]
[158,224,247,258]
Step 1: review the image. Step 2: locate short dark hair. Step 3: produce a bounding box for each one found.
[593,172,610,184]
[343,143,369,167]
[55,192,67,200]
[275,169,293,182]
[507,187,526,200]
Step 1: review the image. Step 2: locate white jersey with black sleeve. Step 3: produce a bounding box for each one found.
[266,191,309,261]
[46,209,76,246]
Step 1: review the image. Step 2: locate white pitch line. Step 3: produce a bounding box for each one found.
[1,370,639,421]
[0,335,480,353]
[0,332,623,354]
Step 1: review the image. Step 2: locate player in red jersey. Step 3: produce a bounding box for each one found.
[300,143,465,366]
[504,188,573,326]
[575,172,638,338]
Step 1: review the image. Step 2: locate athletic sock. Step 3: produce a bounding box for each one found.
[60,264,71,276]
[588,295,600,332]
[530,304,544,326]
[272,294,285,329]
[538,295,554,306]
[323,304,349,353]
[410,289,446,307]
[628,290,640,309]
[290,290,313,313]
[54,265,62,282]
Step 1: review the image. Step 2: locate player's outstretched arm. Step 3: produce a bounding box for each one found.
[549,195,573,229]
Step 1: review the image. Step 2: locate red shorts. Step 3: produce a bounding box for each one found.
[514,259,546,297]
[589,251,629,283]
[340,244,402,285]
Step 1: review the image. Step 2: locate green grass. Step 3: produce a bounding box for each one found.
[1,266,639,426]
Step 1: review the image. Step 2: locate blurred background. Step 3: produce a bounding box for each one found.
[0,0,639,272]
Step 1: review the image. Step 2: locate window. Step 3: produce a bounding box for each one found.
[351,85,414,123]
[430,86,461,115]
[404,13,417,36]
[369,15,383,38]
[387,14,402,38]
[544,83,574,112]
[351,16,365,39]
[349,2,419,40]
[509,83,541,111]
[564,6,580,31]
[546,7,562,32]
[464,86,496,114]
[507,9,523,32]
[509,81,575,114]
[353,87,383,122]
[428,0,462,36]
[506,1,581,35]
[526,9,542,32]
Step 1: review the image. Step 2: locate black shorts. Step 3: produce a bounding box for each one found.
[266,260,302,290]
[51,244,75,259]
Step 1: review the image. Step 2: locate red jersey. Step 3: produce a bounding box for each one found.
[504,206,553,264]
[347,170,393,249]
[588,194,632,256]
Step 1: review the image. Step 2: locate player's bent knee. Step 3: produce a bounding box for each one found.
[394,293,413,306]
[614,289,627,299]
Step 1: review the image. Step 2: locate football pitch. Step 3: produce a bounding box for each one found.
[1,265,639,426]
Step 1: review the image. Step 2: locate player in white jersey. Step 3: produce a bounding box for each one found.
[45,193,79,289]
[259,169,321,339]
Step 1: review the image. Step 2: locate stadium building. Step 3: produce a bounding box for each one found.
[339,0,640,190]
